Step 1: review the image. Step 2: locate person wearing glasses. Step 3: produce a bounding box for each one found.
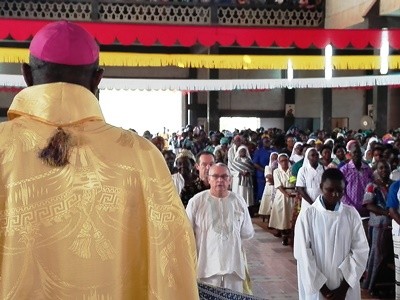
[186,163,254,293]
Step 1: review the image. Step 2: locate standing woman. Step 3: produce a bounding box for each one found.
[330,144,348,169]
[258,152,279,222]
[231,145,255,207]
[269,153,296,245]
[289,142,303,164]
[362,160,394,297]
[319,145,333,168]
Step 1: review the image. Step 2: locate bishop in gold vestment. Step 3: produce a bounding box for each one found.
[0,83,199,299]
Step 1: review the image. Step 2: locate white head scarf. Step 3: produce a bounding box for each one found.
[277,153,291,171]
[265,151,278,177]
[269,151,279,169]
[302,147,318,169]
[235,145,251,160]
[324,138,334,145]
[306,138,316,146]
[290,142,303,163]
[366,136,379,151]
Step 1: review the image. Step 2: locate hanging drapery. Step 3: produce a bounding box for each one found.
[1,18,400,49]
[1,47,400,70]
[1,74,399,91]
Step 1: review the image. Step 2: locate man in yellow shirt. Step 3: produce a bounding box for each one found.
[0,21,198,299]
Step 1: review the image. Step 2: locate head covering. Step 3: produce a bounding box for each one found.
[324,138,334,145]
[224,131,234,138]
[302,148,318,169]
[290,141,303,163]
[30,21,99,65]
[382,133,394,144]
[233,135,242,142]
[306,138,316,145]
[366,136,379,151]
[278,153,289,159]
[269,151,279,170]
[175,149,195,165]
[346,139,358,152]
[277,153,290,171]
[220,137,229,145]
[143,130,153,140]
[336,132,345,139]
[235,145,251,160]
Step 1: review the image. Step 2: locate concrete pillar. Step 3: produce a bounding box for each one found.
[321,88,332,132]
[206,46,220,132]
[375,86,388,136]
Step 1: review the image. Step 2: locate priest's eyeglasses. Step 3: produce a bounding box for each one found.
[209,174,230,180]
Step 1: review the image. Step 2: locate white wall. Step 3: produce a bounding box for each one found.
[260,118,284,130]
[295,89,322,118]
[332,89,365,130]
[219,89,283,110]
[389,88,400,131]
[218,69,283,111]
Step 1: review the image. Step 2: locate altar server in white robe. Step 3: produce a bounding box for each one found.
[294,168,369,300]
[186,163,255,293]
[296,147,325,210]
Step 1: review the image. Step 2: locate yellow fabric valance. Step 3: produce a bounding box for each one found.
[1,48,400,70]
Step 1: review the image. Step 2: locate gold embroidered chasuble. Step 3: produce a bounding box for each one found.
[0,83,199,299]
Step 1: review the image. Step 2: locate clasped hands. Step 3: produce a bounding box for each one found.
[320,280,349,300]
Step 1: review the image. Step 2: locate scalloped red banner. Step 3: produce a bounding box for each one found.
[1,18,400,49]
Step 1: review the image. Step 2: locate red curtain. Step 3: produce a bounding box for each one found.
[1,18,399,49]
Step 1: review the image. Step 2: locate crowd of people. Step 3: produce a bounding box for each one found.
[145,124,400,298]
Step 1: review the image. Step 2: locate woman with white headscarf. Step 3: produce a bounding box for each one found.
[258,152,279,222]
[324,138,334,147]
[269,153,295,245]
[306,138,316,147]
[289,142,303,164]
[364,136,380,165]
[231,145,255,207]
[295,147,325,211]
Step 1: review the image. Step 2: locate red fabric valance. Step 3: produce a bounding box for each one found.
[1,18,400,49]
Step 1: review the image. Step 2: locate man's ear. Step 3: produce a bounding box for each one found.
[22,63,33,87]
[90,67,104,95]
